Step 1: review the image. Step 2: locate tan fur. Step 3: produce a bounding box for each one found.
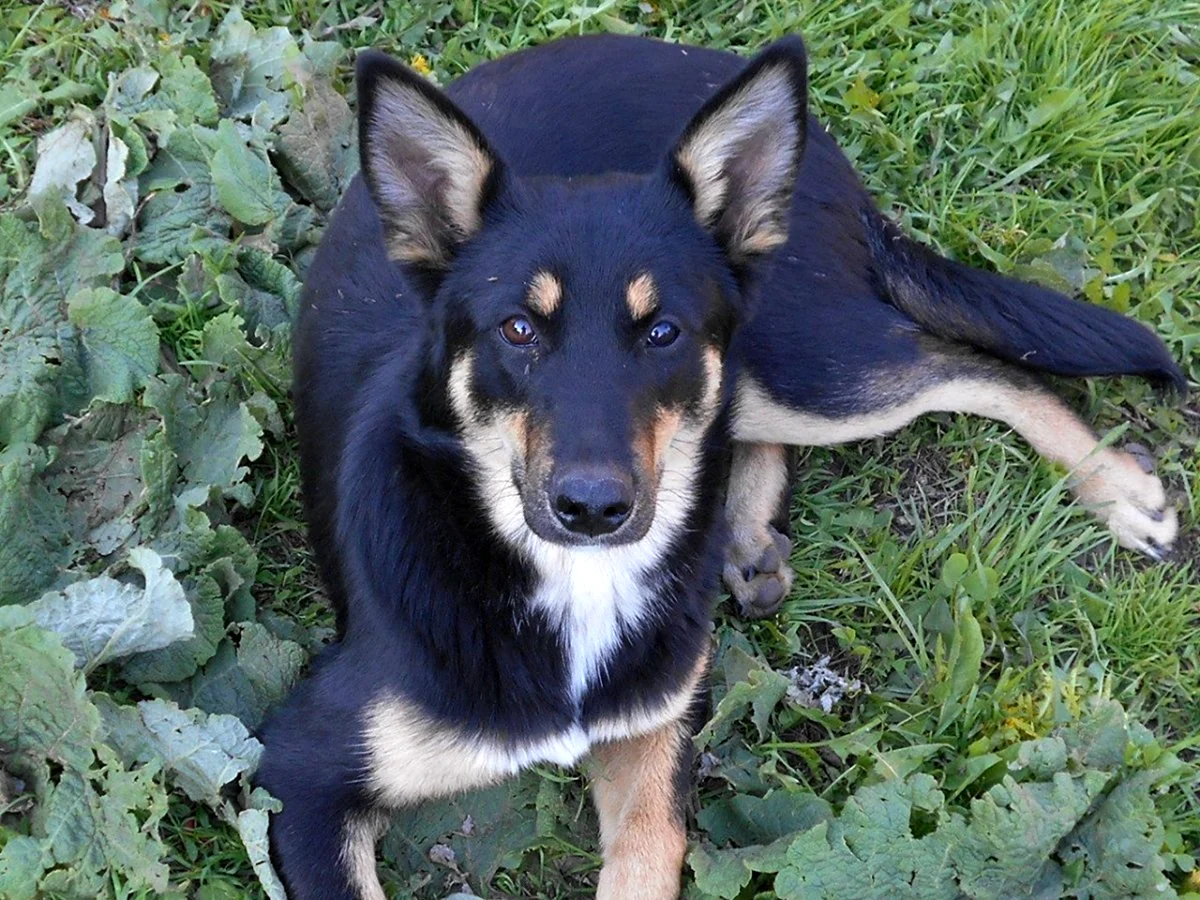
[340,812,389,900]
[700,346,724,415]
[634,407,683,492]
[626,273,659,320]
[737,225,789,256]
[722,442,793,615]
[591,723,689,900]
[725,443,789,556]
[528,271,563,317]
[589,648,709,900]
[725,444,788,542]
[651,409,684,472]
[733,375,1177,555]
[362,699,517,805]
[369,81,493,266]
[349,656,708,895]
[447,352,534,541]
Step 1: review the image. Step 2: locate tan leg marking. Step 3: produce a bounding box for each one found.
[590,720,689,900]
[341,811,389,900]
[733,375,1177,556]
[724,442,793,617]
[588,648,708,900]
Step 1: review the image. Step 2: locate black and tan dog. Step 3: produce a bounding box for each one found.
[256,33,1184,899]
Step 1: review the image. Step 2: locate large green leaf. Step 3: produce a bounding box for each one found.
[173,622,306,729]
[0,444,72,605]
[210,119,280,227]
[34,754,169,898]
[66,288,159,406]
[0,206,123,446]
[275,79,356,211]
[98,697,261,810]
[0,610,100,773]
[29,547,193,673]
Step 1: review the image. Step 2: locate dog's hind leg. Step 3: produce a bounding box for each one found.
[724,442,798,618]
[732,338,1177,560]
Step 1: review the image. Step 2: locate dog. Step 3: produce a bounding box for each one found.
[256,32,1184,900]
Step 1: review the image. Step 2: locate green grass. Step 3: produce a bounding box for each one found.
[2,0,1198,896]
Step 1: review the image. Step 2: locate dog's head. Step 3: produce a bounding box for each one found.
[356,40,807,551]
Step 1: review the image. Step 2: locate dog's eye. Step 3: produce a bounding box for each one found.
[500,316,538,346]
[646,321,680,348]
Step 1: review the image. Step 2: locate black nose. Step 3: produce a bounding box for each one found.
[552,467,635,536]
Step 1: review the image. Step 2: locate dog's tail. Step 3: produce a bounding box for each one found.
[864,211,1187,392]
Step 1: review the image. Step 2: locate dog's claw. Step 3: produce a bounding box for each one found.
[755,542,782,575]
[1124,442,1156,474]
[1077,445,1178,560]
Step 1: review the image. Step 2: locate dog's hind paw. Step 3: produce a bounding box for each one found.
[1074,445,1178,560]
[723,527,794,618]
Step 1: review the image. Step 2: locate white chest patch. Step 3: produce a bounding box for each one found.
[526,544,654,702]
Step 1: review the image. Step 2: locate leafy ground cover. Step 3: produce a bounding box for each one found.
[0,1,1197,897]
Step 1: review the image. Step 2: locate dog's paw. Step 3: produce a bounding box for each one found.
[1074,444,1177,560]
[723,527,794,618]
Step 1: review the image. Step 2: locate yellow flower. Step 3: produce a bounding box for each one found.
[410,54,432,76]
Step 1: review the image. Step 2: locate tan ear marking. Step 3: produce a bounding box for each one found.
[626,272,659,320]
[673,62,802,260]
[368,80,494,266]
[527,271,563,317]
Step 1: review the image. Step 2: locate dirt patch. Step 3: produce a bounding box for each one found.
[878,442,962,541]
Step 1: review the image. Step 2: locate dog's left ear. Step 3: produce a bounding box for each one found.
[669,37,807,265]
[356,50,505,268]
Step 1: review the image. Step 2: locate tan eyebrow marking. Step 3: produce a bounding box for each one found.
[626,272,659,320]
[526,271,563,316]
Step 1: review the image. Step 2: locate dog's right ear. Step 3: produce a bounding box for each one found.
[356,51,505,268]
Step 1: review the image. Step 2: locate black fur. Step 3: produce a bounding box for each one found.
[863,212,1186,389]
[258,33,1183,899]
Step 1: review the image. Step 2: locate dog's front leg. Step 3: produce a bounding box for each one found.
[256,667,388,900]
[259,656,512,899]
[723,441,797,618]
[589,716,694,899]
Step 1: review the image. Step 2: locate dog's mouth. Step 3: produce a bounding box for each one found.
[519,469,656,547]
[511,410,685,548]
